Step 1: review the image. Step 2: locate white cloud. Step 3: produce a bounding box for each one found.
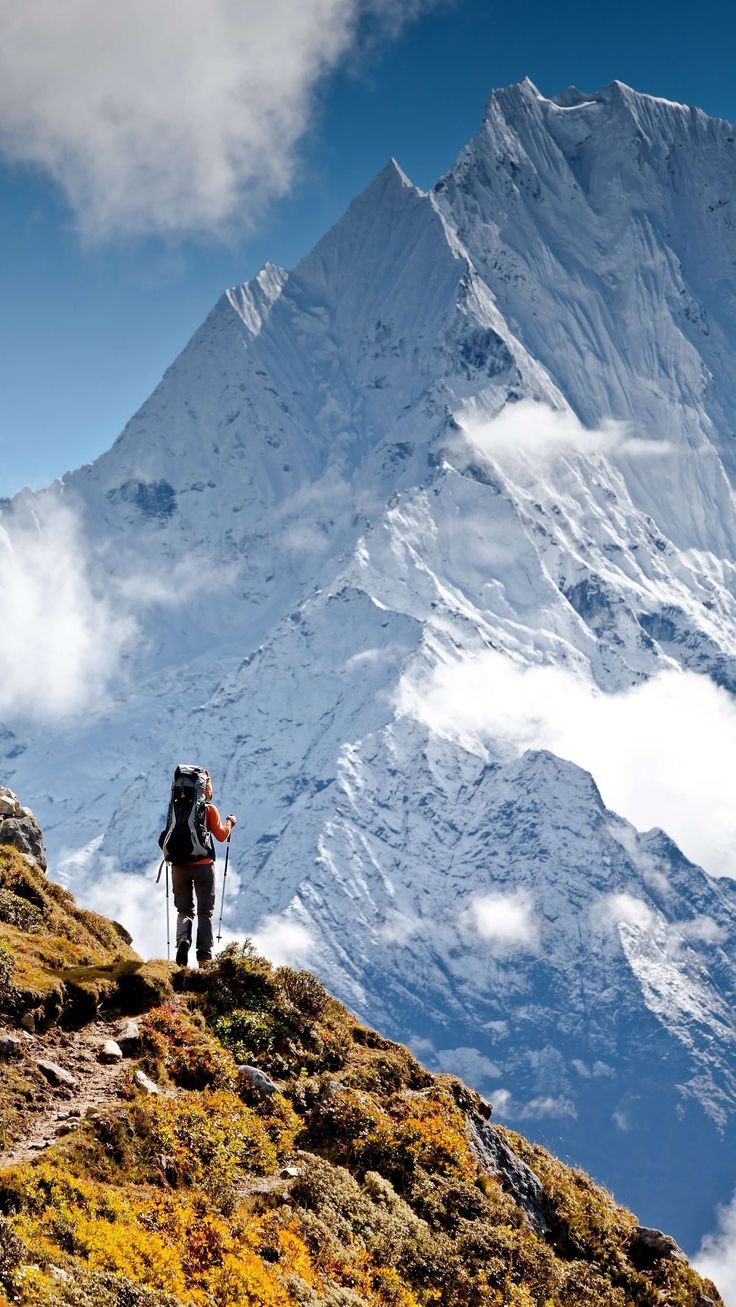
[0,0,432,239]
[679,916,727,945]
[696,1190,736,1306]
[251,911,315,967]
[59,841,316,967]
[489,1087,513,1116]
[400,651,736,878]
[0,498,233,723]
[601,893,657,932]
[482,1087,576,1121]
[435,1046,502,1082]
[378,910,422,944]
[467,890,539,953]
[0,503,137,721]
[458,399,670,468]
[59,839,169,958]
[518,1095,577,1121]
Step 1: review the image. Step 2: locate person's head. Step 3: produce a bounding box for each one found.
[204,771,213,801]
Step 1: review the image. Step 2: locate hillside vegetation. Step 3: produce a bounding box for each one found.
[0,811,722,1307]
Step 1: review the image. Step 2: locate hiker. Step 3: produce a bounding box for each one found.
[159,765,237,968]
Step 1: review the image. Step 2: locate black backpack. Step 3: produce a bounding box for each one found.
[158,765,215,864]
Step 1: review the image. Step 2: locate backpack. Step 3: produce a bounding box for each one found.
[158,765,215,864]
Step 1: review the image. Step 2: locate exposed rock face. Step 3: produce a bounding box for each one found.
[0,787,46,870]
[628,1225,687,1269]
[466,1116,550,1238]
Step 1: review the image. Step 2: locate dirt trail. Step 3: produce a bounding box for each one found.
[0,1016,136,1169]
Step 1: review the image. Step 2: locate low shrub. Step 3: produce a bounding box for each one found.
[0,941,18,1016]
[138,1004,236,1090]
[0,889,43,933]
[129,1088,281,1188]
[0,1213,26,1295]
[306,1085,474,1190]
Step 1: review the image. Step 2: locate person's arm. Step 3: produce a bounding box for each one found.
[206,803,237,842]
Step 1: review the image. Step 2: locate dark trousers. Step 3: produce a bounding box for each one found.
[172,862,215,960]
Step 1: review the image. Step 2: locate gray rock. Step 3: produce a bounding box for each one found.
[36,1058,78,1089]
[55,1120,81,1137]
[0,794,17,818]
[237,1064,279,1095]
[0,1033,24,1059]
[20,1012,36,1034]
[628,1225,687,1269]
[116,1019,141,1055]
[48,1266,73,1285]
[467,1117,550,1238]
[133,1068,160,1095]
[280,1165,301,1179]
[98,1039,123,1063]
[0,809,47,870]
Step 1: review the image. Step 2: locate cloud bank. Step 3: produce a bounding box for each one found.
[400,652,736,878]
[0,503,137,721]
[459,399,669,467]
[0,0,432,239]
[696,1191,736,1306]
[467,890,539,954]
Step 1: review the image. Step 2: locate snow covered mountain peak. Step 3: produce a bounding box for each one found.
[6,80,736,1250]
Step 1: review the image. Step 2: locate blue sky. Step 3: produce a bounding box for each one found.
[2,0,735,497]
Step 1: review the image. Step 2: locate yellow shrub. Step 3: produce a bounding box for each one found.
[132,1088,279,1187]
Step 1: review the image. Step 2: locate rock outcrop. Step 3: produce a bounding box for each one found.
[0,787,46,871]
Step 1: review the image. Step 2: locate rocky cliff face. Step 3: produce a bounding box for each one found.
[3,81,736,1249]
[0,786,46,870]
[0,799,723,1307]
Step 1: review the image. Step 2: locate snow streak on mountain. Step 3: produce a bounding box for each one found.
[4,79,736,1249]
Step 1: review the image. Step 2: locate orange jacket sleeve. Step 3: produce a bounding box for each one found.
[206,803,233,842]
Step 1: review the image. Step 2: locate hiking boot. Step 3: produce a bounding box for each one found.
[175,941,190,967]
[197,955,212,970]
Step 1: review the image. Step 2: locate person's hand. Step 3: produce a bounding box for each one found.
[227,815,237,828]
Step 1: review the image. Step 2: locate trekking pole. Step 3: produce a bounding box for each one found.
[165,861,171,962]
[156,858,171,962]
[216,834,231,944]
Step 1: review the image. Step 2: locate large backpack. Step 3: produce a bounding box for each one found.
[158,765,215,864]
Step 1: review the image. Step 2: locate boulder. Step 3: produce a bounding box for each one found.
[98,1039,123,1064]
[0,807,47,871]
[133,1069,160,1096]
[36,1059,78,1089]
[237,1064,279,1096]
[116,1019,141,1055]
[628,1225,687,1270]
[0,794,17,818]
[467,1117,550,1238]
[0,1033,23,1059]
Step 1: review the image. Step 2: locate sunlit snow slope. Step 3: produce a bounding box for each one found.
[4,81,736,1249]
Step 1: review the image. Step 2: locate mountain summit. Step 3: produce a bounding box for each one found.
[3,81,736,1249]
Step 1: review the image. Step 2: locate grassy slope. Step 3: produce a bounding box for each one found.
[0,845,722,1307]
